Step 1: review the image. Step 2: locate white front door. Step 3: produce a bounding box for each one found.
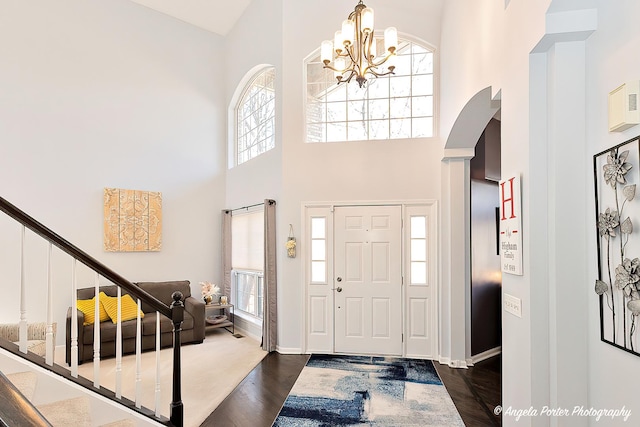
[334,205,403,355]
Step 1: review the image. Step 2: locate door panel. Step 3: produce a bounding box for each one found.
[334,205,402,355]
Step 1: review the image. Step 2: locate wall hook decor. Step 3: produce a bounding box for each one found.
[287,224,296,258]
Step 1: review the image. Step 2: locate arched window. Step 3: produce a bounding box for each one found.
[235,67,276,166]
[305,38,434,142]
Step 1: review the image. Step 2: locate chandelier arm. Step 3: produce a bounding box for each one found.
[368,53,395,69]
[342,69,357,83]
[319,0,398,87]
[322,63,341,73]
[344,45,360,73]
[366,68,395,78]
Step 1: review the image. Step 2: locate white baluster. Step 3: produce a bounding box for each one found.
[19,226,27,353]
[155,312,161,418]
[135,298,142,408]
[70,259,79,377]
[45,243,54,366]
[93,273,101,388]
[115,286,122,398]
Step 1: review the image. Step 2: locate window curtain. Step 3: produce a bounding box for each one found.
[262,199,277,352]
[222,210,232,301]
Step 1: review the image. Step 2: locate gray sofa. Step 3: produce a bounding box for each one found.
[66,280,204,364]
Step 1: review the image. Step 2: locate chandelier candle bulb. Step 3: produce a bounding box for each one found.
[319,0,398,87]
[361,7,374,33]
[321,40,333,64]
[384,27,398,53]
[342,19,354,46]
[334,30,343,54]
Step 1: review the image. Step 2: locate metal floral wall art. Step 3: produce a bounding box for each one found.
[594,136,640,356]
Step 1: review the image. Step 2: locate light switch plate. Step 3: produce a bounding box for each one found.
[504,293,522,318]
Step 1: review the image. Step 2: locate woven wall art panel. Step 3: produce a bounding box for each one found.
[103,188,162,252]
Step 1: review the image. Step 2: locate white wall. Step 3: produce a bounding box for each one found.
[223,0,284,212]
[5,1,640,424]
[586,1,640,425]
[222,0,446,352]
[0,0,226,342]
[223,0,283,247]
[441,0,640,425]
[278,0,446,352]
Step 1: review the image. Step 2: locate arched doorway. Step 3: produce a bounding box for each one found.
[440,86,501,366]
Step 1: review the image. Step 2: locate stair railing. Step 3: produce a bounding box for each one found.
[0,196,184,427]
[0,370,52,426]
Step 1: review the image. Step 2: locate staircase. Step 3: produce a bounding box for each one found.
[0,196,185,426]
[1,348,157,426]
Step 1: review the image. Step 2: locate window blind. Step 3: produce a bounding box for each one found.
[231,209,264,271]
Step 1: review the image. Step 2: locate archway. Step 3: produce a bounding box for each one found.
[440,86,501,367]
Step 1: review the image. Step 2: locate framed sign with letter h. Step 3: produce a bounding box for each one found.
[499,175,523,275]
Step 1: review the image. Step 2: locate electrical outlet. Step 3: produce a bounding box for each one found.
[504,293,522,318]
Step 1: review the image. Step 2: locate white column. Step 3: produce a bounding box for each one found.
[45,243,54,366]
[440,151,473,367]
[70,259,79,377]
[155,312,161,418]
[135,298,142,408]
[115,286,122,398]
[19,226,27,354]
[93,273,101,388]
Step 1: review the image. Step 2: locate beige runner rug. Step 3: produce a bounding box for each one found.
[55,329,267,427]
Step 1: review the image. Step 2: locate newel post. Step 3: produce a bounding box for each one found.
[170,291,184,427]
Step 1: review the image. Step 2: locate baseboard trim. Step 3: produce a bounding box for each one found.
[276,346,303,354]
[468,346,502,365]
[233,316,261,341]
[437,356,468,369]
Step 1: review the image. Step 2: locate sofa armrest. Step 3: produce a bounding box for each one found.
[26,322,56,341]
[0,324,19,342]
[0,323,56,342]
[184,296,205,341]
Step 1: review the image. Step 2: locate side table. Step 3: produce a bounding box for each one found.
[204,303,234,334]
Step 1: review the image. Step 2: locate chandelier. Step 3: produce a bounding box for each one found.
[320,0,398,88]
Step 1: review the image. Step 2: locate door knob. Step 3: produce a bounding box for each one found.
[336,287,343,292]
[337,277,342,282]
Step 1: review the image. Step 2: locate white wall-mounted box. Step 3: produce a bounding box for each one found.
[504,293,522,318]
[609,81,640,132]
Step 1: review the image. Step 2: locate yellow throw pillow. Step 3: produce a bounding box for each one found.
[76,297,110,325]
[100,292,144,323]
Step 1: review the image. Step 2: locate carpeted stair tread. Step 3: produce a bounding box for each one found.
[98,419,137,427]
[6,371,38,401]
[36,396,92,427]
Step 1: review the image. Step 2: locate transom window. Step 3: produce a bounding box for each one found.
[305,38,434,142]
[236,67,276,165]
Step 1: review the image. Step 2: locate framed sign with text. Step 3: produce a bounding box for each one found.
[499,175,523,275]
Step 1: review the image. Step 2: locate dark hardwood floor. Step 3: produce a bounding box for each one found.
[434,355,502,426]
[201,352,310,427]
[201,353,501,427]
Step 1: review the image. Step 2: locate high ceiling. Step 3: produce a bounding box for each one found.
[129,0,252,36]
[129,0,443,36]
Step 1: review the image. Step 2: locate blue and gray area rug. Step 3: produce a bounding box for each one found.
[273,354,464,426]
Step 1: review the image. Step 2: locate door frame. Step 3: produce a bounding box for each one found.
[302,200,439,359]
